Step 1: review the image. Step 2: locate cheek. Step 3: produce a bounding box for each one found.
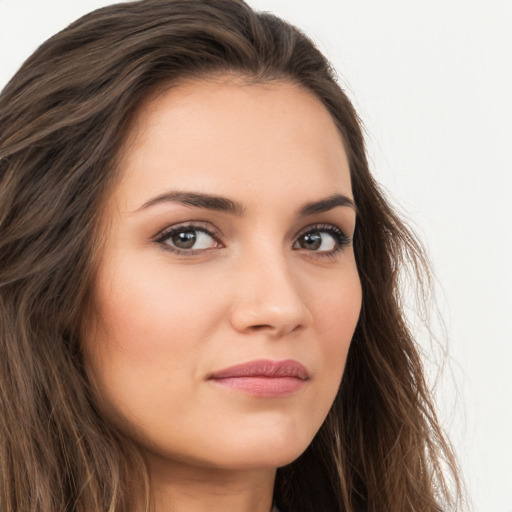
[90,251,221,361]
[312,262,361,340]
[82,252,225,423]
[281,263,359,426]
[311,269,361,389]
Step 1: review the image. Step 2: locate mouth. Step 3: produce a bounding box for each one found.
[207,359,310,397]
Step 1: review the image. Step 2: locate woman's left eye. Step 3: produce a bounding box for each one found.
[155,225,221,253]
[293,225,350,253]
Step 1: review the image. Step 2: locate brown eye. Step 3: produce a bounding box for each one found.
[293,225,348,253]
[171,230,197,249]
[157,226,220,252]
[298,232,323,250]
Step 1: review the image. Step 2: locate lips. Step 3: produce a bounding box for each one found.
[208,359,310,397]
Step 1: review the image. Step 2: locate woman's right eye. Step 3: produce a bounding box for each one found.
[155,225,222,253]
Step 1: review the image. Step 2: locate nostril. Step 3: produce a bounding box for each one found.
[249,323,303,335]
[250,324,272,331]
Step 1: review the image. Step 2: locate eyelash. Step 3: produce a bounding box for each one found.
[294,223,352,259]
[153,222,352,257]
[153,222,223,255]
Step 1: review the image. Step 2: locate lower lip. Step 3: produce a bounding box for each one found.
[209,376,306,397]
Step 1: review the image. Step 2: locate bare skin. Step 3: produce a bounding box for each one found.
[149,457,275,512]
[83,77,361,511]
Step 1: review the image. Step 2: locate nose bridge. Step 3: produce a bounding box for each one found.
[229,239,312,335]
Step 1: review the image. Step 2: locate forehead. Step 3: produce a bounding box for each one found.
[114,77,352,212]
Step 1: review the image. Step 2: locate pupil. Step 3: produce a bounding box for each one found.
[172,230,196,249]
[301,232,321,250]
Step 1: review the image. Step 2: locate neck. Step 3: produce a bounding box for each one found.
[135,452,276,512]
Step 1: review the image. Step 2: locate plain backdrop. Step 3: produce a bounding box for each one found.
[1,1,511,510]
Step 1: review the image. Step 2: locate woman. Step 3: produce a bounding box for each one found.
[0,0,462,511]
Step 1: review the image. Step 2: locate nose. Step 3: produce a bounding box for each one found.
[229,249,313,337]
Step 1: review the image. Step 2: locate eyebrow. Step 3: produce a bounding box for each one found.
[297,193,357,216]
[136,191,356,216]
[137,191,246,215]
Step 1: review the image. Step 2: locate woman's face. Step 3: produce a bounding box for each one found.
[83,77,361,471]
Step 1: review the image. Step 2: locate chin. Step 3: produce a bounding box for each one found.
[141,422,317,472]
[202,423,317,470]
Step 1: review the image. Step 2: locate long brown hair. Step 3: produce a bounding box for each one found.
[0,1,462,510]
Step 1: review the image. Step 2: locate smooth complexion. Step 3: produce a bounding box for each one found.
[83,77,362,512]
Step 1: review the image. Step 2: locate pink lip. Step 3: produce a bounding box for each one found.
[208,359,310,397]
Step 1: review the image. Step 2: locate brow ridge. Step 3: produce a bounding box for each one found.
[138,191,246,215]
[137,190,356,216]
[297,193,357,216]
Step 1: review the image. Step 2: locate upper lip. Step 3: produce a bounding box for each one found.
[208,359,310,380]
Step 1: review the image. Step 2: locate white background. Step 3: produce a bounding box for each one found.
[1,1,511,510]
